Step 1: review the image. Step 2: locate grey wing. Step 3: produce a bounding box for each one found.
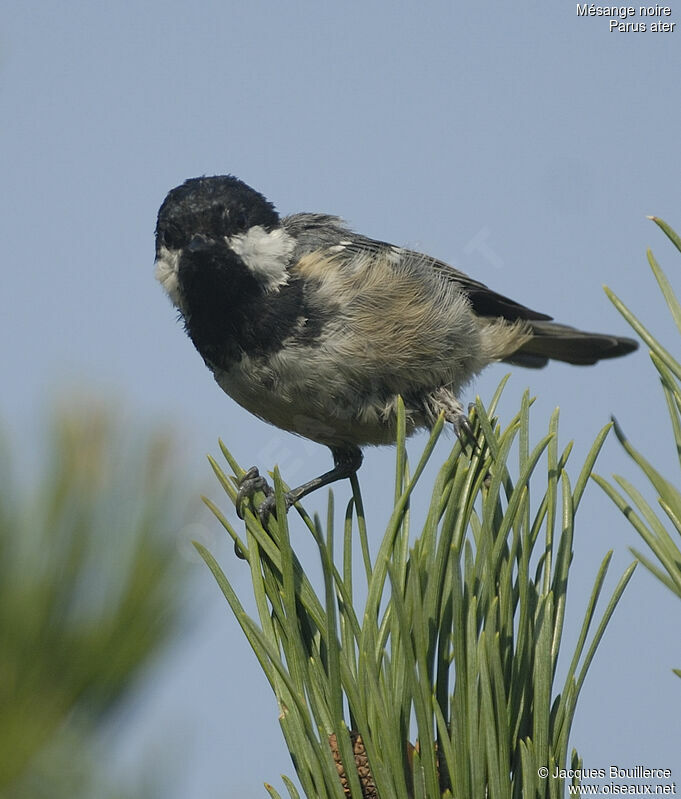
[396,246,552,323]
[282,213,354,256]
[282,213,552,323]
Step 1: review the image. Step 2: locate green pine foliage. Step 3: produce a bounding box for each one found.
[0,400,192,797]
[201,383,635,798]
[597,217,681,679]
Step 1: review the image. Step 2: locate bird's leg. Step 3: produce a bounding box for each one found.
[288,445,364,505]
[238,445,363,523]
[453,410,478,449]
[429,388,478,450]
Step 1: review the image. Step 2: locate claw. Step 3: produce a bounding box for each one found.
[256,492,294,524]
[453,412,481,454]
[235,466,273,520]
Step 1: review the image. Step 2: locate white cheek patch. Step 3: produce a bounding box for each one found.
[154,247,183,308]
[228,226,295,291]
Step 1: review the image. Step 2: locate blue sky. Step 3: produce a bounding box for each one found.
[3,2,681,795]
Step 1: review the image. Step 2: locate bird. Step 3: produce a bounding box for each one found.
[154,174,638,520]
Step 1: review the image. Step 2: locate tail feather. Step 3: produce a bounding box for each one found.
[503,321,638,368]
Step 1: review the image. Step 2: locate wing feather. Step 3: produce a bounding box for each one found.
[283,213,552,323]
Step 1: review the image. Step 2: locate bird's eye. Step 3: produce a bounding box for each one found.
[161,224,184,250]
[227,208,249,231]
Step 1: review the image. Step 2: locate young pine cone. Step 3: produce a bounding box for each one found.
[328,731,377,799]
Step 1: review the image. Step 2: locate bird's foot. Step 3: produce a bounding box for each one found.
[453,407,479,451]
[253,492,294,524]
[236,466,274,520]
[236,466,296,523]
[429,388,478,451]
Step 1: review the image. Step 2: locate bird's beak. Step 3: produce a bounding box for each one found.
[188,233,211,253]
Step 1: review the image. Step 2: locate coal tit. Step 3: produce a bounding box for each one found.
[155,175,637,519]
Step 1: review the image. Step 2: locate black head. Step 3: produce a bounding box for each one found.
[155,175,301,368]
[155,175,280,255]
